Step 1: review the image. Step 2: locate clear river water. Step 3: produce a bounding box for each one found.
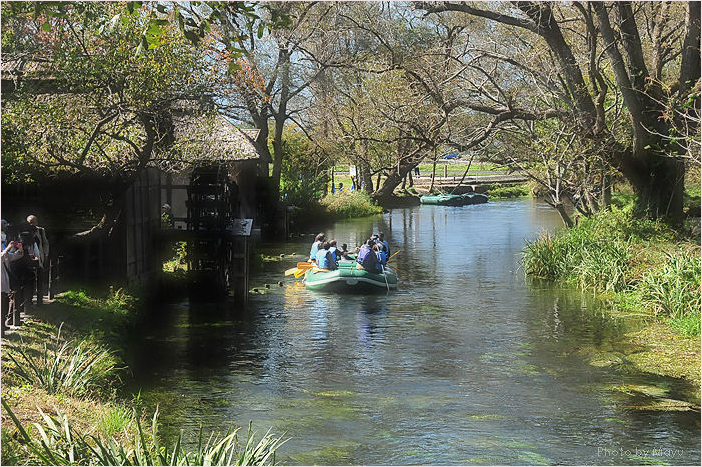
[127,198,700,465]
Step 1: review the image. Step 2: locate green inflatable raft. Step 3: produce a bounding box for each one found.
[420,192,489,206]
[304,260,398,292]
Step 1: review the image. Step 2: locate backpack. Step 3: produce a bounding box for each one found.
[358,246,377,269]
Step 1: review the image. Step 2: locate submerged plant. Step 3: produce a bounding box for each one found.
[4,324,117,397]
[1,400,286,466]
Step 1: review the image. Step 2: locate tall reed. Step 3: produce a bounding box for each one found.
[522,208,700,335]
[637,252,701,335]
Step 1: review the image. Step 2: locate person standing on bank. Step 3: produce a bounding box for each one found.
[1,229,25,335]
[27,215,49,306]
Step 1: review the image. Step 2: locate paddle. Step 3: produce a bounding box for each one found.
[380,264,390,291]
[387,250,401,262]
[293,268,307,278]
[286,262,316,277]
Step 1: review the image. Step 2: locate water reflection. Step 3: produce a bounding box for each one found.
[128,199,700,465]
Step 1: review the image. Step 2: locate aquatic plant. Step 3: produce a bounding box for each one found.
[637,252,701,335]
[523,208,701,335]
[4,325,117,397]
[1,400,286,466]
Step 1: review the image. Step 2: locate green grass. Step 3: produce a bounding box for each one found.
[523,208,700,335]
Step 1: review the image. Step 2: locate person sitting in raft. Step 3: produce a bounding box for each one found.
[315,241,338,270]
[356,239,382,273]
[378,232,390,256]
[328,239,340,262]
[375,242,388,267]
[338,243,353,260]
[309,232,325,262]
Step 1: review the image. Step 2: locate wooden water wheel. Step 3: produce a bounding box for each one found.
[185,165,237,296]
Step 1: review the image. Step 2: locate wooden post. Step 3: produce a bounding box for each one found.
[430,147,438,192]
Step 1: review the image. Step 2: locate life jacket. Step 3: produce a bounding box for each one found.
[357,245,378,270]
[310,241,322,260]
[376,249,388,265]
[316,249,330,269]
[328,246,339,261]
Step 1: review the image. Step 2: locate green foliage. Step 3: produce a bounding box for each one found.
[319,191,383,219]
[638,253,701,335]
[1,401,285,466]
[278,129,329,206]
[58,288,137,317]
[487,183,531,198]
[523,209,700,335]
[4,325,117,397]
[1,2,211,182]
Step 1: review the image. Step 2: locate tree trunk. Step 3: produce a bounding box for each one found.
[429,154,438,191]
[251,114,272,177]
[373,164,414,200]
[554,203,574,228]
[627,152,685,221]
[594,2,691,222]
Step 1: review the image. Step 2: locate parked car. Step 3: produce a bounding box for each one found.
[442,153,461,160]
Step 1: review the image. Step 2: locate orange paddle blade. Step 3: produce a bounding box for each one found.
[294,268,306,278]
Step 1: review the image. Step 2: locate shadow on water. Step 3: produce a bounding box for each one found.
[126,199,700,465]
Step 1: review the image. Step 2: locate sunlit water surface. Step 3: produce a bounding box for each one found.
[127,199,700,465]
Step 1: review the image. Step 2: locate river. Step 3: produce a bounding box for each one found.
[128,198,700,465]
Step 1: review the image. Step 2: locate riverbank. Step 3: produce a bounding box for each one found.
[0,288,283,465]
[523,207,701,401]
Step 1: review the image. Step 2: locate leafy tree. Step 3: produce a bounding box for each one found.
[2,2,227,235]
[416,1,701,222]
[207,1,342,203]
[277,127,329,207]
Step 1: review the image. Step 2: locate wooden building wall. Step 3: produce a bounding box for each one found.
[121,168,162,287]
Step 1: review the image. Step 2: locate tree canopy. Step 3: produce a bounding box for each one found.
[2,1,700,224]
